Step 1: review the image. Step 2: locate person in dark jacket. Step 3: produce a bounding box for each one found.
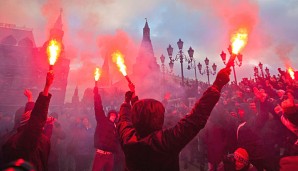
[117,67,231,171]
[92,85,121,171]
[236,87,278,171]
[2,71,54,171]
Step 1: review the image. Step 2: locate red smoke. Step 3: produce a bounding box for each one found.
[97,30,138,82]
[183,0,259,38]
[41,0,64,37]
[275,42,294,68]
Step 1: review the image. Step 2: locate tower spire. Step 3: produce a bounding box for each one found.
[53,8,63,30]
[72,85,80,105]
[50,8,64,41]
[143,18,150,40]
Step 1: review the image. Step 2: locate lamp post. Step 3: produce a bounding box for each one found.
[160,54,166,97]
[254,66,259,80]
[265,67,270,78]
[197,57,217,85]
[186,47,198,86]
[258,62,265,78]
[220,45,242,84]
[160,54,166,80]
[167,38,193,87]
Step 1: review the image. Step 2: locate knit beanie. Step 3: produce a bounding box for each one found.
[234,148,249,165]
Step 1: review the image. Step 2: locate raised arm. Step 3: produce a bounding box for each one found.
[162,67,231,152]
[22,71,53,147]
[253,87,270,129]
[118,68,231,152]
[93,86,106,122]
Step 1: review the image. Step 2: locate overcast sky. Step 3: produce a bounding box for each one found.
[1,0,297,102]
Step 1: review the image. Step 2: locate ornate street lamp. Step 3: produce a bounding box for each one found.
[160,54,165,75]
[186,47,198,86]
[259,62,265,78]
[167,39,193,86]
[265,67,270,78]
[160,54,166,97]
[254,66,259,80]
[198,57,217,85]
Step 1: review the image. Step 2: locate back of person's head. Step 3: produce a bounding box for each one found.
[283,105,298,125]
[131,99,165,138]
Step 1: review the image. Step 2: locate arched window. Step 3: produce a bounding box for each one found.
[18,37,33,47]
[1,35,17,45]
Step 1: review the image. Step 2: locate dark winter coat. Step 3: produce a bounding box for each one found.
[118,86,221,171]
[93,88,119,153]
[2,93,51,171]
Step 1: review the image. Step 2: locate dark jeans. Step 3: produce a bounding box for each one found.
[92,152,114,171]
[74,154,93,171]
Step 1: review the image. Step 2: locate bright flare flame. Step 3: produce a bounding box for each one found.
[47,39,62,65]
[230,28,248,55]
[94,67,101,81]
[288,67,295,80]
[112,51,127,76]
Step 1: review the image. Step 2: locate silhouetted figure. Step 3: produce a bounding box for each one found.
[92,86,122,171]
[117,68,231,171]
[2,71,54,171]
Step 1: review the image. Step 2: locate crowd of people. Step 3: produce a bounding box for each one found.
[0,66,297,171]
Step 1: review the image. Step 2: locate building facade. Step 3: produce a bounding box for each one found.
[0,12,69,115]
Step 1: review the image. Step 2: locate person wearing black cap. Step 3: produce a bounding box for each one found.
[117,68,231,171]
[91,85,121,171]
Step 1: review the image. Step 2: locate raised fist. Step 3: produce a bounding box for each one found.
[213,67,231,90]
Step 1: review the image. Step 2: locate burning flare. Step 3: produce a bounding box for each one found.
[47,39,62,65]
[112,51,127,76]
[288,67,295,80]
[94,67,101,81]
[230,28,248,55]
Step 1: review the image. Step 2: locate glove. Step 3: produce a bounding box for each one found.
[213,68,231,91]
[93,86,98,94]
[125,91,133,104]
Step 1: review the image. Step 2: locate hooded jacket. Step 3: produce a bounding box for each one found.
[118,85,221,171]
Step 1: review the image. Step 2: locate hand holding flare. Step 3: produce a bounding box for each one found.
[226,28,248,68]
[94,67,101,86]
[112,51,133,84]
[288,67,295,80]
[47,39,62,70]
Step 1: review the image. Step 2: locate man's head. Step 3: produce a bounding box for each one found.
[108,110,118,123]
[247,98,257,113]
[82,117,90,127]
[131,99,165,138]
[234,148,249,170]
